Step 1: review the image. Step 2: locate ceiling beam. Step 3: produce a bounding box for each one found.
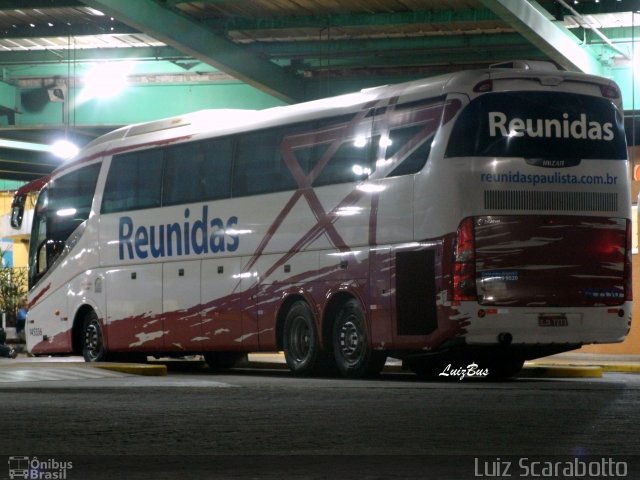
[0,22,138,38]
[0,0,84,7]
[249,32,537,59]
[545,0,640,17]
[203,8,501,31]
[0,155,56,175]
[477,0,603,75]
[290,48,547,72]
[77,0,305,102]
[0,168,52,181]
[0,46,189,65]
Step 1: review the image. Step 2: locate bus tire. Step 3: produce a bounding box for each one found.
[283,301,327,376]
[81,311,108,362]
[332,299,386,378]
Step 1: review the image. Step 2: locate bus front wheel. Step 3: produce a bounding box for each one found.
[332,299,386,378]
[82,311,108,362]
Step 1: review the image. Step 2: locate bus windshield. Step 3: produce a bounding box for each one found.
[28,164,101,287]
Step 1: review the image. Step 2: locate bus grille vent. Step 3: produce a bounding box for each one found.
[484,190,618,212]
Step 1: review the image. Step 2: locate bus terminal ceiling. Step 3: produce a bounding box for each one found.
[0,0,638,183]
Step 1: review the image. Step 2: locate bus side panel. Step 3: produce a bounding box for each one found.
[254,251,320,349]
[200,257,245,350]
[162,259,202,350]
[240,266,260,350]
[370,176,415,246]
[28,283,73,355]
[367,246,393,348]
[29,216,104,355]
[104,264,164,351]
[67,268,107,344]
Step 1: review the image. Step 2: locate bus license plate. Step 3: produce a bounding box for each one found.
[538,314,568,327]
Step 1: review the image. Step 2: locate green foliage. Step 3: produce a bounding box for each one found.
[0,247,27,321]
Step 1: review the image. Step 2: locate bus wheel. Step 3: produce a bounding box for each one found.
[332,299,386,378]
[82,311,108,362]
[283,301,326,376]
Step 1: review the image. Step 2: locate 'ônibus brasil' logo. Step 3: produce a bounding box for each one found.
[488,111,614,141]
[118,205,239,260]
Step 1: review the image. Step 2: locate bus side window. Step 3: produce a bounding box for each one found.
[163,137,232,205]
[47,163,101,241]
[311,115,376,187]
[293,142,331,179]
[102,149,163,214]
[386,127,434,177]
[382,98,445,178]
[233,128,297,197]
[313,136,378,187]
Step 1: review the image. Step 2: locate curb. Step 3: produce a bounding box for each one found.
[520,364,603,378]
[239,360,606,379]
[93,363,168,376]
[4,355,637,379]
[599,364,640,374]
[82,361,640,378]
[0,359,168,376]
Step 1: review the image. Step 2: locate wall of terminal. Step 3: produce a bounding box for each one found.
[582,145,640,354]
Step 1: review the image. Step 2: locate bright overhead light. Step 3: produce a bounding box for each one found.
[78,61,134,102]
[353,135,367,148]
[357,183,386,193]
[85,7,105,16]
[0,139,50,152]
[51,140,79,160]
[56,208,77,217]
[379,135,393,147]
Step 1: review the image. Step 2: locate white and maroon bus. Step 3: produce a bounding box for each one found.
[25,60,632,378]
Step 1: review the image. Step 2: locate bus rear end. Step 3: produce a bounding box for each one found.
[419,65,632,373]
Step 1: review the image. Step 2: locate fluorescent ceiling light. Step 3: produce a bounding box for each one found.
[78,61,135,102]
[50,140,79,160]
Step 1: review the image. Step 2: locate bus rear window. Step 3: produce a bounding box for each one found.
[445,92,627,160]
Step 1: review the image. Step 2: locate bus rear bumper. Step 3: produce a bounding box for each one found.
[458,301,632,346]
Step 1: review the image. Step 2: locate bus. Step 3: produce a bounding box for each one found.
[24,60,632,378]
[8,456,29,480]
[11,175,49,229]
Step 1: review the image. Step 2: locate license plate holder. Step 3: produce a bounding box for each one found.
[538,314,569,327]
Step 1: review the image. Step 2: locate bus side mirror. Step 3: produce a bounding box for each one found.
[10,195,25,229]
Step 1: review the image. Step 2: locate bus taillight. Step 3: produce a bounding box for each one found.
[453,217,477,303]
[600,83,620,100]
[473,79,493,93]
